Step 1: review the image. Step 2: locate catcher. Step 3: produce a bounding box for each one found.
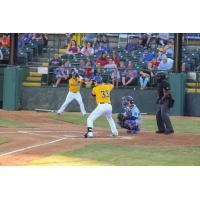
[117,96,142,134]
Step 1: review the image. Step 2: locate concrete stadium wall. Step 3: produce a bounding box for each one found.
[21,87,157,114]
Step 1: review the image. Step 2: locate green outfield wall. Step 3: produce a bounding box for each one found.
[21,87,200,116]
[21,87,158,114]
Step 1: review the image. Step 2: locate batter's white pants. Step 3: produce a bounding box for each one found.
[57,91,86,115]
[87,103,118,134]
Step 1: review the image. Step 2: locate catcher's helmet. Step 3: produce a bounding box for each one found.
[93,76,103,84]
[122,95,134,107]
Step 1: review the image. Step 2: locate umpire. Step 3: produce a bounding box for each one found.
[156,72,174,135]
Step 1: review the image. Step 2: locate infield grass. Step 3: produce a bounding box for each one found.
[28,144,200,166]
[0,139,8,145]
[0,119,34,128]
[50,112,200,135]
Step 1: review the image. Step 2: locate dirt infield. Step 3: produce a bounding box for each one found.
[0,110,200,165]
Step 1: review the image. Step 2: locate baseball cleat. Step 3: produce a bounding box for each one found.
[164,130,174,135]
[112,132,118,137]
[84,132,93,138]
[155,130,165,134]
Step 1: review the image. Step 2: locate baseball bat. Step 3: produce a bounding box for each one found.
[35,108,56,113]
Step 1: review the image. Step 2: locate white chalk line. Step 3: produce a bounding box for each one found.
[0,137,68,157]
[0,130,133,158]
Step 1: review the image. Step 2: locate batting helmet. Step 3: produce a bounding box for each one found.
[93,76,103,84]
[71,71,79,78]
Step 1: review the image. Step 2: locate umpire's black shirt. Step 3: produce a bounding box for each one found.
[158,80,170,100]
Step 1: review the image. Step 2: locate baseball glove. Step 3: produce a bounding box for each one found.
[117,113,126,128]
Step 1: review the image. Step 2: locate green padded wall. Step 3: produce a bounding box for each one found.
[168,73,186,116]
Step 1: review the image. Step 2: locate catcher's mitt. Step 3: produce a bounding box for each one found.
[117,113,126,128]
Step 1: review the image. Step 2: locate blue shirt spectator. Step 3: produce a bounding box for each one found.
[141,48,154,62]
[158,55,173,71]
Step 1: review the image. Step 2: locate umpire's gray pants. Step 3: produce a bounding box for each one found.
[156,101,174,132]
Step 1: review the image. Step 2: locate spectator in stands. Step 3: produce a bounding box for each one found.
[41,34,48,48]
[122,61,138,86]
[158,55,173,71]
[0,34,10,49]
[140,33,152,47]
[48,54,63,85]
[23,33,36,41]
[93,40,107,57]
[164,40,174,57]
[141,47,154,62]
[151,57,160,68]
[110,65,120,88]
[118,60,127,75]
[78,59,86,78]
[96,51,109,67]
[81,42,94,56]
[0,42,3,61]
[53,62,70,88]
[98,34,109,44]
[85,62,94,80]
[156,33,169,46]
[157,47,165,61]
[66,40,80,55]
[111,51,120,67]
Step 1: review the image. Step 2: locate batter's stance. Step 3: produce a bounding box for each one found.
[84,76,118,138]
[57,71,86,116]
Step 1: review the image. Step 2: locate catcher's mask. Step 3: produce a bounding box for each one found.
[122,96,134,108]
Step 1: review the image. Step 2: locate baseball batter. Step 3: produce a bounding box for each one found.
[57,71,86,116]
[84,76,118,138]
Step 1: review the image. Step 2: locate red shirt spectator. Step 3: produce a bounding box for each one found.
[111,51,120,66]
[96,51,109,67]
[0,34,10,49]
[151,58,160,68]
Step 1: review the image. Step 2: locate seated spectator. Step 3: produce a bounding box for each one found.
[0,42,3,61]
[41,34,48,48]
[81,42,94,56]
[78,59,86,78]
[157,47,165,61]
[111,51,120,67]
[23,33,36,41]
[0,34,10,49]
[97,34,109,44]
[158,55,173,71]
[139,62,155,90]
[164,40,174,57]
[66,40,80,55]
[140,33,152,47]
[85,62,94,80]
[96,51,109,67]
[48,54,63,85]
[118,60,127,77]
[93,40,107,57]
[110,65,120,88]
[105,58,116,69]
[53,61,70,87]
[151,57,160,68]
[141,47,154,62]
[122,61,138,86]
[156,33,169,46]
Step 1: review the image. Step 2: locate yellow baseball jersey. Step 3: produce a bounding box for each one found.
[69,77,81,93]
[92,84,113,104]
